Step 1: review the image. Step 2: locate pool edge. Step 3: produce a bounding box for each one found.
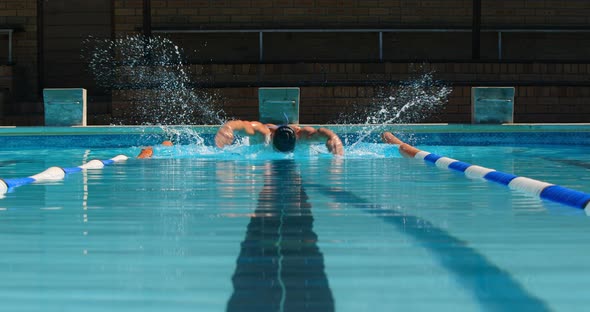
[1,123,590,136]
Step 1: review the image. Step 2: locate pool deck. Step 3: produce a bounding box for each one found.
[0,123,590,136]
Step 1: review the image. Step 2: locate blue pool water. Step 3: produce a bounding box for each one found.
[0,128,589,311]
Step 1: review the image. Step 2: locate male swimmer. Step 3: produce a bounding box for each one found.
[214,120,344,156]
[136,121,344,158]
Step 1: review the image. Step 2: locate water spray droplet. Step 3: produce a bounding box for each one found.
[81,34,227,126]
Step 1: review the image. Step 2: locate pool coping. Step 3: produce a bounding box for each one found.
[1,123,590,136]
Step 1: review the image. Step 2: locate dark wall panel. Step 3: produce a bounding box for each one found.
[43,0,112,93]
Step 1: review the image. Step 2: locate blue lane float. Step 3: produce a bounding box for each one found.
[0,155,129,196]
[397,145,590,212]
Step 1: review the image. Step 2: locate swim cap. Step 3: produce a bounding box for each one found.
[272,125,296,153]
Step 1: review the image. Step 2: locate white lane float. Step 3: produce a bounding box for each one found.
[389,136,590,211]
[0,155,129,196]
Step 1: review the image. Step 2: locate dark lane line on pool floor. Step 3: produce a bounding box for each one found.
[307,183,551,312]
[226,160,334,312]
[540,157,590,171]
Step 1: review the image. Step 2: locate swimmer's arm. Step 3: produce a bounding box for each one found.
[251,121,271,144]
[294,126,318,141]
[215,120,270,148]
[214,120,249,148]
[248,123,278,145]
[381,132,404,145]
[381,131,420,158]
[298,127,344,156]
[319,128,344,156]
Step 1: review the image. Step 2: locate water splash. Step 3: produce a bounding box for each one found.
[82,34,225,125]
[130,141,402,161]
[159,125,206,146]
[337,71,452,146]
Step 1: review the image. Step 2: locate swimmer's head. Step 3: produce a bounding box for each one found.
[272,125,296,153]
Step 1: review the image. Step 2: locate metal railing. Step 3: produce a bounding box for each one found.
[153,27,590,62]
[153,28,470,62]
[491,28,590,60]
[1,26,587,66]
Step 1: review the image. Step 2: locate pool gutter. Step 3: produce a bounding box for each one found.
[1,123,590,136]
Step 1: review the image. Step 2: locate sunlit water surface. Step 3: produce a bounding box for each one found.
[0,142,589,312]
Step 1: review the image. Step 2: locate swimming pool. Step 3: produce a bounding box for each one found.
[0,125,589,312]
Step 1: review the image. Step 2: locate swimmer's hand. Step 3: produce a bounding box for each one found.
[137,147,153,159]
[136,141,172,159]
[326,135,344,156]
[215,124,235,148]
[314,127,344,156]
[304,127,343,156]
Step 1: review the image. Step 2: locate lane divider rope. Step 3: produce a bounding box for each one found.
[0,155,129,196]
[391,137,590,212]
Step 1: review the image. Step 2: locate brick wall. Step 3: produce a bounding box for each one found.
[114,0,144,35]
[0,65,12,119]
[112,84,590,125]
[482,1,590,26]
[221,85,590,124]
[126,0,590,31]
[186,62,590,86]
[1,0,590,125]
[109,61,590,125]
[0,65,12,91]
[117,0,590,62]
[0,0,38,101]
[148,0,473,28]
